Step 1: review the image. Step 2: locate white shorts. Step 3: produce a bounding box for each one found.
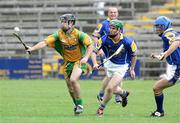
[104,60,129,78]
[160,63,180,82]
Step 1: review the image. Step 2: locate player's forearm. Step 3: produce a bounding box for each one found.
[130,56,137,70]
[83,44,94,59]
[91,52,98,65]
[29,41,47,51]
[92,36,99,43]
[163,40,180,59]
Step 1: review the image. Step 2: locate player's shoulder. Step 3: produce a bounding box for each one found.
[73,28,81,33]
[74,28,88,35]
[123,35,137,48]
[163,28,177,38]
[101,19,110,25]
[123,35,134,43]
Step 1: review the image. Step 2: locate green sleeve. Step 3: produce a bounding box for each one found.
[52,31,64,56]
[79,31,87,57]
[52,31,59,40]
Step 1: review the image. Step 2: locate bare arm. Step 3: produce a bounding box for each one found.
[91,51,100,70]
[151,40,180,60]
[163,40,180,59]
[80,43,94,64]
[27,41,47,52]
[130,55,137,80]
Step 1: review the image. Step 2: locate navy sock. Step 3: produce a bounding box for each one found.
[99,103,106,110]
[155,93,164,113]
[99,90,104,97]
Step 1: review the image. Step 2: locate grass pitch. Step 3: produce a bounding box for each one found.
[0,79,179,123]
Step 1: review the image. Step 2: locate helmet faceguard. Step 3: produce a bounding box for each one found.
[59,14,76,25]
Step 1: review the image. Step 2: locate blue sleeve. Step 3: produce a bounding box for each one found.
[124,37,137,56]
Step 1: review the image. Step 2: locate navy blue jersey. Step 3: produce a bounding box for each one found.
[161,28,180,67]
[92,19,110,38]
[97,34,137,64]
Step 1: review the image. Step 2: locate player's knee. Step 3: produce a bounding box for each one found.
[70,78,78,84]
[68,88,74,93]
[153,86,161,95]
[67,84,74,93]
[153,86,157,92]
[106,86,113,94]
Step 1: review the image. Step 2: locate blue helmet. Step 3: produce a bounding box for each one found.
[154,16,172,31]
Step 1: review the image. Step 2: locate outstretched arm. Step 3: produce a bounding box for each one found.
[27,41,47,52]
[151,40,180,60]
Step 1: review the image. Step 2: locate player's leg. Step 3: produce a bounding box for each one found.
[112,63,130,107]
[96,50,108,102]
[114,83,123,103]
[64,62,77,106]
[97,60,125,104]
[69,63,83,115]
[65,79,76,105]
[151,67,179,117]
[97,77,124,104]
[113,82,129,107]
[63,61,84,115]
[103,75,123,104]
[151,78,173,117]
[97,76,110,102]
[97,73,122,116]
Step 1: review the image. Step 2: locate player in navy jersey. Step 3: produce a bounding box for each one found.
[150,16,180,117]
[92,7,124,104]
[92,20,137,116]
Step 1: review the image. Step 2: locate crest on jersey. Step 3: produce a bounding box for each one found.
[131,41,137,52]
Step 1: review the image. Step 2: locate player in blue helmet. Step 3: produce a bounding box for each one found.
[150,16,180,117]
[154,16,172,36]
[92,19,137,116]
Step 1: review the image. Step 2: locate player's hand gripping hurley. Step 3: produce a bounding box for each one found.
[150,53,165,61]
[98,44,124,68]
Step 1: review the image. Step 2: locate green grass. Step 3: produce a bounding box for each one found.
[0,79,179,123]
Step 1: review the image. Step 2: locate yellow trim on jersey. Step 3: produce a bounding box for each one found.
[110,33,123,44]
[92,24,102,37]
[131,40,137,52]
[165,31,177,44]
[164,28,173,33]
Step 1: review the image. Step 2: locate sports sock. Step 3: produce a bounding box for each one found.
[75,99,83,106]
[120,90,126,97]
[72,98,77,105]
[99,90,104,97]
[99,103,106,110]
[155,93,164,113]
